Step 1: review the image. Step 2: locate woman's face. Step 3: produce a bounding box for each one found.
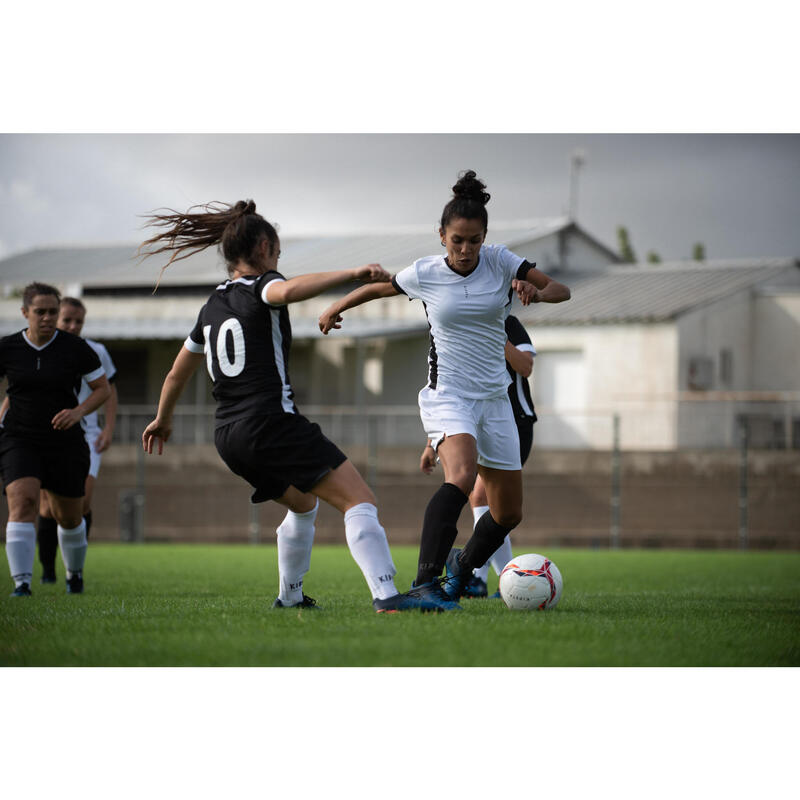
[58,303,86,336]
[22,294,59,341]
[439,217,486,275]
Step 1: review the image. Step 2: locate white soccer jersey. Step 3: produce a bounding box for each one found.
[80,339,117,437]
[392,244,529,399]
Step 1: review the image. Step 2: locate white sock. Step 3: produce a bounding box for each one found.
[58,521,88,578]
[6,522,36,587]
[471,506,492,581]
[344,503,397,600]
[490,535,514,576]
[276,500,318,605]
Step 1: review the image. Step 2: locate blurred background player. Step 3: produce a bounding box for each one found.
[35,297,118,582]
[0,282,110,595]
[420,313,537,597]
[319,170,570,610]
[139,200,436,613]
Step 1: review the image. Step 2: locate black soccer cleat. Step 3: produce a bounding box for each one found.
[11,582,32,597]
[406,578,462,611]
[40,569,57,584]
[66,573,84,594]
[443,547,472,600]
[373,592,443,613]
[272,594,319,609]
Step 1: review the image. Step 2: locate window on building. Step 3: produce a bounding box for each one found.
[719,348,733,387]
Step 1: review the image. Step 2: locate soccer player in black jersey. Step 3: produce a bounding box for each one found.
[421,314,537,597]
[139,200,437,613]
[1,282,111,596]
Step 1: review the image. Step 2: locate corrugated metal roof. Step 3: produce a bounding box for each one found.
[517,258,800,326]
[0,218,573,291]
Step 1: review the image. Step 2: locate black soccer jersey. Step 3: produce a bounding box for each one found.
[0,329,104,445]
[505,315,537,422]
[184,271,298,427]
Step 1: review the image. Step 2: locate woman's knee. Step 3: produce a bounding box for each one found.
[492,507,522,529]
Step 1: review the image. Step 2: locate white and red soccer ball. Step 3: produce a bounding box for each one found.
[499,553,563,610]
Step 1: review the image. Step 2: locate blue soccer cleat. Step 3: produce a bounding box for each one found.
[489,589,502,599]
[373,591,443,613]
[272,594,319,609]
[405,578,462,611]
[462,575,488,598]
[11,582,32,597]
[443,548,473,600]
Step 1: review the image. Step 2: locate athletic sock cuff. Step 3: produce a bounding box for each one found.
[344,502,379,523]
[6,522,36,541]
[442,483,470,504]
[288,499,319,521]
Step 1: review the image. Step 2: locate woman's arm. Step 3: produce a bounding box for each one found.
[142,347,204,455]
[51,376,111,431]
[504,341,534,378]
[319,282,401,334]
[265,264,390,306]
[521,266,571,303]
[94,383,119,453]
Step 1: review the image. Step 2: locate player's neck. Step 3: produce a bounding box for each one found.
[24,328,58,348]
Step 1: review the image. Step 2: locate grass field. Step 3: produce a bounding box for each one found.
[1,544,799,667]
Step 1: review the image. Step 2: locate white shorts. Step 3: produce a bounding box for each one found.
[418,387,521,471]
[84,428,103,479]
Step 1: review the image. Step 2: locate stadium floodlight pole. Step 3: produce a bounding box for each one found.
[568,149,586,221]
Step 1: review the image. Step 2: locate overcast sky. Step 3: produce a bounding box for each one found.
[1,133,798,263]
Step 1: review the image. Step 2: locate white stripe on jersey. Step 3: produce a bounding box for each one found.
[261,278,286,306]
[515,373,534,417]
[269,307,295,413]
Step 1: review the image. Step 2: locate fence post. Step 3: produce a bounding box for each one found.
[366,413,379,488]
[610,413,621,549]
[738,419,749,550]
[249,502,260,545]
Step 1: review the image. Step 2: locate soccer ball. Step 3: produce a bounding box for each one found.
[498,553,563,610]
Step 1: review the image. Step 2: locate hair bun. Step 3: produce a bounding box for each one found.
[452,170,490,205]
[234,199,257,216]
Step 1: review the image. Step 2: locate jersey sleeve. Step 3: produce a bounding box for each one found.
[184,307,207,354]
[494,245,528,282]
[92,342,117,382]
[257,270,287,307]
[391,264,420,300]
[76,338,104,382]
[505,315,534,351]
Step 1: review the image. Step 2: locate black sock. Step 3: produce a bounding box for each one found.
[460,511,513,572]
[84,510,93,539]
[416,483,469,585]
[37,516,58,576]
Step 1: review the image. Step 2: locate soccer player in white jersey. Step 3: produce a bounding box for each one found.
[34,297,118,582]
[319,170,570,610]
[421,314,538,597]
[1,283,110,595]
[139,200,438,613]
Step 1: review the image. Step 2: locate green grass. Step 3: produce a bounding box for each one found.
[1,545,799,666]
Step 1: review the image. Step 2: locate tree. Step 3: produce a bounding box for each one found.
[647,251,661,263]
[617,226,637,263]
[693,243,706,261]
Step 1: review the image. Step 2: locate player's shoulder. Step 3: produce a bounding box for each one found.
[411,254,446,278]
[0,331,23,348]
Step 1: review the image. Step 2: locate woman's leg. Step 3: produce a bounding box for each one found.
[414,433,477,586]
[46,491,88,589]
[279,461,401,602]
[271,487,320,606]
[5,477,41,591]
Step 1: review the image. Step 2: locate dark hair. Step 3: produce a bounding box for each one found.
[138,200,279,277]
[440,170,491,233]
[61,296,86,312]
[22,282,60,309]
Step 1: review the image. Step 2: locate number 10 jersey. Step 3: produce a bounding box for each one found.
[184,271,297,427]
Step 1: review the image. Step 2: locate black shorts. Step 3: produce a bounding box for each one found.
[0,432,90,498]
[517,417,534,465]
[215,413,348,503]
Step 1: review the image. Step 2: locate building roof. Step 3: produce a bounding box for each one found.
[517,258,800,327]
[0,217,582,292]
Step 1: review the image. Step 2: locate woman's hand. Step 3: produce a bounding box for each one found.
[319,306,344,335]
[51,407,83,431]
[142,418,172,455]
[420,445,437,474]
[353,263,391,283]
[512,279,538,306]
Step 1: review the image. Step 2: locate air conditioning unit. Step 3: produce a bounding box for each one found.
[688,356,713,390]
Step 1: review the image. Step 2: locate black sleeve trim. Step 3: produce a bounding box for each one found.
[390,275,407,296]
[516,260,536,281]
